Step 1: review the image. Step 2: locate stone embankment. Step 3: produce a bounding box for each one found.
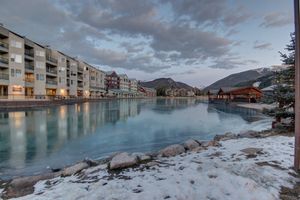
[0,129,293,199]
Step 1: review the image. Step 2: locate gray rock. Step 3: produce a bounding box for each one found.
[62,162,89,176]
[109,152,138,170]
[4,172,61,199]
[202,140,221,147]
[240,148,263,155]
[132,153,152,162]
[183,139,200,150]
[159,144,185,157]
[214,132,237,141]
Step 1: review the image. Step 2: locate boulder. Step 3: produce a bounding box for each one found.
[183,139,200,150]
[62,162,89,176]
[159,144,185,157]
[214,132,237,141]
[132,153,152,162]
[109,153,138,170]
[202,140,221,148]
[4,172,61,199]
[240,148,263,156]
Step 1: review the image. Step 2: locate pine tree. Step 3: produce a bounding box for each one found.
[272,33,295,129]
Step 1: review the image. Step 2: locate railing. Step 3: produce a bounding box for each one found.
[78,67,84,72]
[46,55,58,64]
[25,63,34,71]
[46,68,57,74]
[25,49,34,57]
[78,75,83,80]
[78,83,83,88]
[0,56,9,65]
[25,77,34,83]
[0,73,9,80]
[0,41,8,50]
[46,79,57,85]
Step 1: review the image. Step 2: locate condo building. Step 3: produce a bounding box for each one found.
[0,25,153,100]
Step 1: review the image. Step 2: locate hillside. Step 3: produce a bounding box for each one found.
[140,78,195,90]
[205,68,274,90]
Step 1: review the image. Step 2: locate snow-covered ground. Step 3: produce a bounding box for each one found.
[237,103,276,111]
[9,136,297,200]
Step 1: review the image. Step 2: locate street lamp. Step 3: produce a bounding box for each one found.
[294,0,300,170]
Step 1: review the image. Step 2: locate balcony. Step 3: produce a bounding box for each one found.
[25,49,34,59]
[78,67,84,73]
[46,79,57,85]
[25,77,34,87]
[0,41,8,53]
[0,73,9,80]
[46,55,58,65]
[46,67,57,76]
[77,83,83,88]
[0,56,8,68]
[25,63,34,72]
[78,75,83,80]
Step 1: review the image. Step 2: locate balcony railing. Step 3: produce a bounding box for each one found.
[0,73,9,80]
[78,67,84,72]
[25,77,34,83]
[0,56,9,65]
[78,83,83,88]
[46,68,57,74]
[25,63,34,71]
[0,41,8,50]
[25,49,34,57]
[46,79,57,85]
[78,75,83,80]
[46,55,58,64]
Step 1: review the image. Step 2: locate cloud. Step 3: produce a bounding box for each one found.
[208,57,259,69]
[253,41,273,50]
[260,12,293,28]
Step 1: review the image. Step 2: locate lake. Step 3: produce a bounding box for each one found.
[0,98,272,180]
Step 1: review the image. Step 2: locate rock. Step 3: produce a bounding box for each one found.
[109,153,138,170]
[4,172,61,199]
[202,140,221,148]
[132,153,152,162]
[62,162,89,176]
[238,130,259,138]
[240,148,263,156]
[183,139,200,150]
[159,144,185,157]
[214,132,237,141]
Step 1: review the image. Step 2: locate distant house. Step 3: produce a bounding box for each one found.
[105,71,120,90]
[138,86,156,97]
[208,87,262,103]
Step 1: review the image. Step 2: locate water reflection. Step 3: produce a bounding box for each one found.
[0,98,270,179]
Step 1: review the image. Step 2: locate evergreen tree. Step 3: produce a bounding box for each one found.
[272,33,295,129]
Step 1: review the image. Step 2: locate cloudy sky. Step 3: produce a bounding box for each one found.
[0,0,294,87]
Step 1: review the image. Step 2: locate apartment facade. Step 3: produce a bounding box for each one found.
[0,25,142,100]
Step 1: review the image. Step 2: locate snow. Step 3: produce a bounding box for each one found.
[10,136,297,200]
[253,81,261,87]
[237,103,276,111]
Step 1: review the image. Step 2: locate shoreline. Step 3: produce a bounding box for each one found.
[0,128,294,199]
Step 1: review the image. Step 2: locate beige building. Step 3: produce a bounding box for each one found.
[119,74,130,91]
[0,25,139,100]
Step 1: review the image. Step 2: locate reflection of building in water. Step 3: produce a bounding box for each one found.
[129,100,138,117]
[9,112,26,169]
[119,99,130,121]
[57,106,68,143]
[82,103,90,135]
[70,105,79,139]
[207,103,260,122]
[33,111,48,161]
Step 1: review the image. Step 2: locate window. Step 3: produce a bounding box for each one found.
[36,74,39,80]
[59,77,61,83]
[15,69,22,77]
[61,58,65,62]
[10,40,22,48]
[36,61,45,69]
[11,69,14,77]
[39,74,44,81]
[35,50,45,57]
[71,80,73,85]
[10,54,22,63]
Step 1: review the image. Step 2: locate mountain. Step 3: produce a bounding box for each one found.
[205,68,275,90]
[139,78,195,90]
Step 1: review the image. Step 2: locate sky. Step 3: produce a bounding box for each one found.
[0,0,294,87]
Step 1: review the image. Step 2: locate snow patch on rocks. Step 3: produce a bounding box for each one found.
[8,136,298,200]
